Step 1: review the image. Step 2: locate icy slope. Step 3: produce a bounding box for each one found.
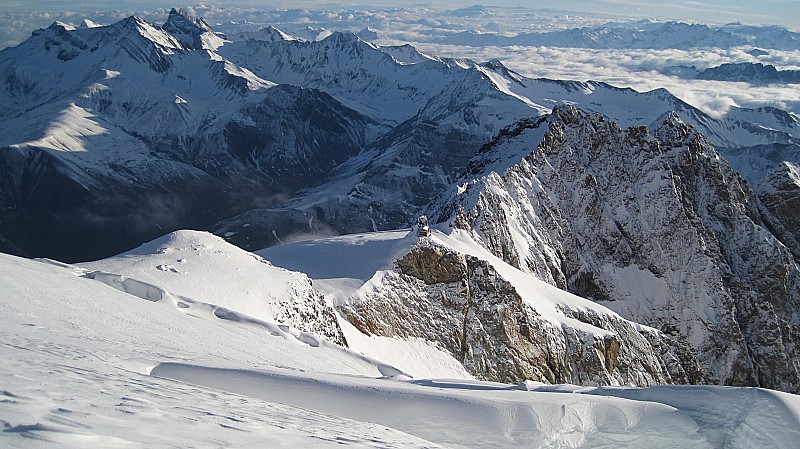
[0,252,439,448]
[80,230,346,345]
[4,243,800,448]
[152,362,712,449]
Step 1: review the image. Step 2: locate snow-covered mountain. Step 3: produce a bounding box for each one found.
[261,228,698,386]
[427,105,800,393]
[3,9,800,446]
[1,12,798,260]
[756,161,800,256]
[0,10,383,261]
[5,238,800,447]
[435,20,800,51]
[1,12,798,371]
[695,62,800,84]
[212,30,800,250]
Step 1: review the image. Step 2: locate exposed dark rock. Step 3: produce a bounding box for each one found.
[342,239,696,386]
[428,105,800,392]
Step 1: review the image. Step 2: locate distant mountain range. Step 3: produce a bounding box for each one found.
[695,62,800,84]
[0,8,799,397]
[430,19,800,51]
[1,9,798,263]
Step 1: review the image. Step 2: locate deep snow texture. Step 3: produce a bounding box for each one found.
[4,233,800,448]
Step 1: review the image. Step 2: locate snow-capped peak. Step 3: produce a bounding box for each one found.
[162,7,225,50]
[356,27,380,41]
[164,8,212,33]
[47,21,76,32]
[79,19,102,29]
[258,25,299,42]
[81,230,346,345]
[322,31,367,47]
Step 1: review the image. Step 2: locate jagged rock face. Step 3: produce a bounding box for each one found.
[430,106,800,393]
[161,8,213,50]
[757,162,800,258]
[342,239,696,386]
[236,266,347,347]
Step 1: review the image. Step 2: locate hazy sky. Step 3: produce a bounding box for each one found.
[1,0,798,29]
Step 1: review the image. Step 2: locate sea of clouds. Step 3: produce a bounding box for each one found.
[2,4,798,118]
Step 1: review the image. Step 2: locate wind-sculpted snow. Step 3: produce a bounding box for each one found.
[0,251,441,448]
[525,383,800,448]
[151,362,718,449]
[428,105,800,393]
[80,230,347,346]
[4,236,800,447]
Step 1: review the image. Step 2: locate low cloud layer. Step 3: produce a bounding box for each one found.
[2,5,798,119]
[401,43,800,117]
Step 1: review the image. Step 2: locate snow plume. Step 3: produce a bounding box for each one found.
[278,222,341,245]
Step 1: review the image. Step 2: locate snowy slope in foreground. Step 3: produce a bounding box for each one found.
[79,230,346,345]
[0,252,431,448]
[3,247,800,447]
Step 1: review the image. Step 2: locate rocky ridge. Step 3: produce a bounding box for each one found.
[428,105,800,393]
[339,235,698,386]
[1,11,798,266]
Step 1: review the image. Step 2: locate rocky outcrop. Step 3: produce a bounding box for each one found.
[757,162,800,258]
[429,105,800,392]
[342,239,697,386]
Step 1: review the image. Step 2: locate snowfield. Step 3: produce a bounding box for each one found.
[2,230,800,448]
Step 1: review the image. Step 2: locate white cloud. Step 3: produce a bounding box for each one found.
[398,42,800,118]
[1,4,797,119]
